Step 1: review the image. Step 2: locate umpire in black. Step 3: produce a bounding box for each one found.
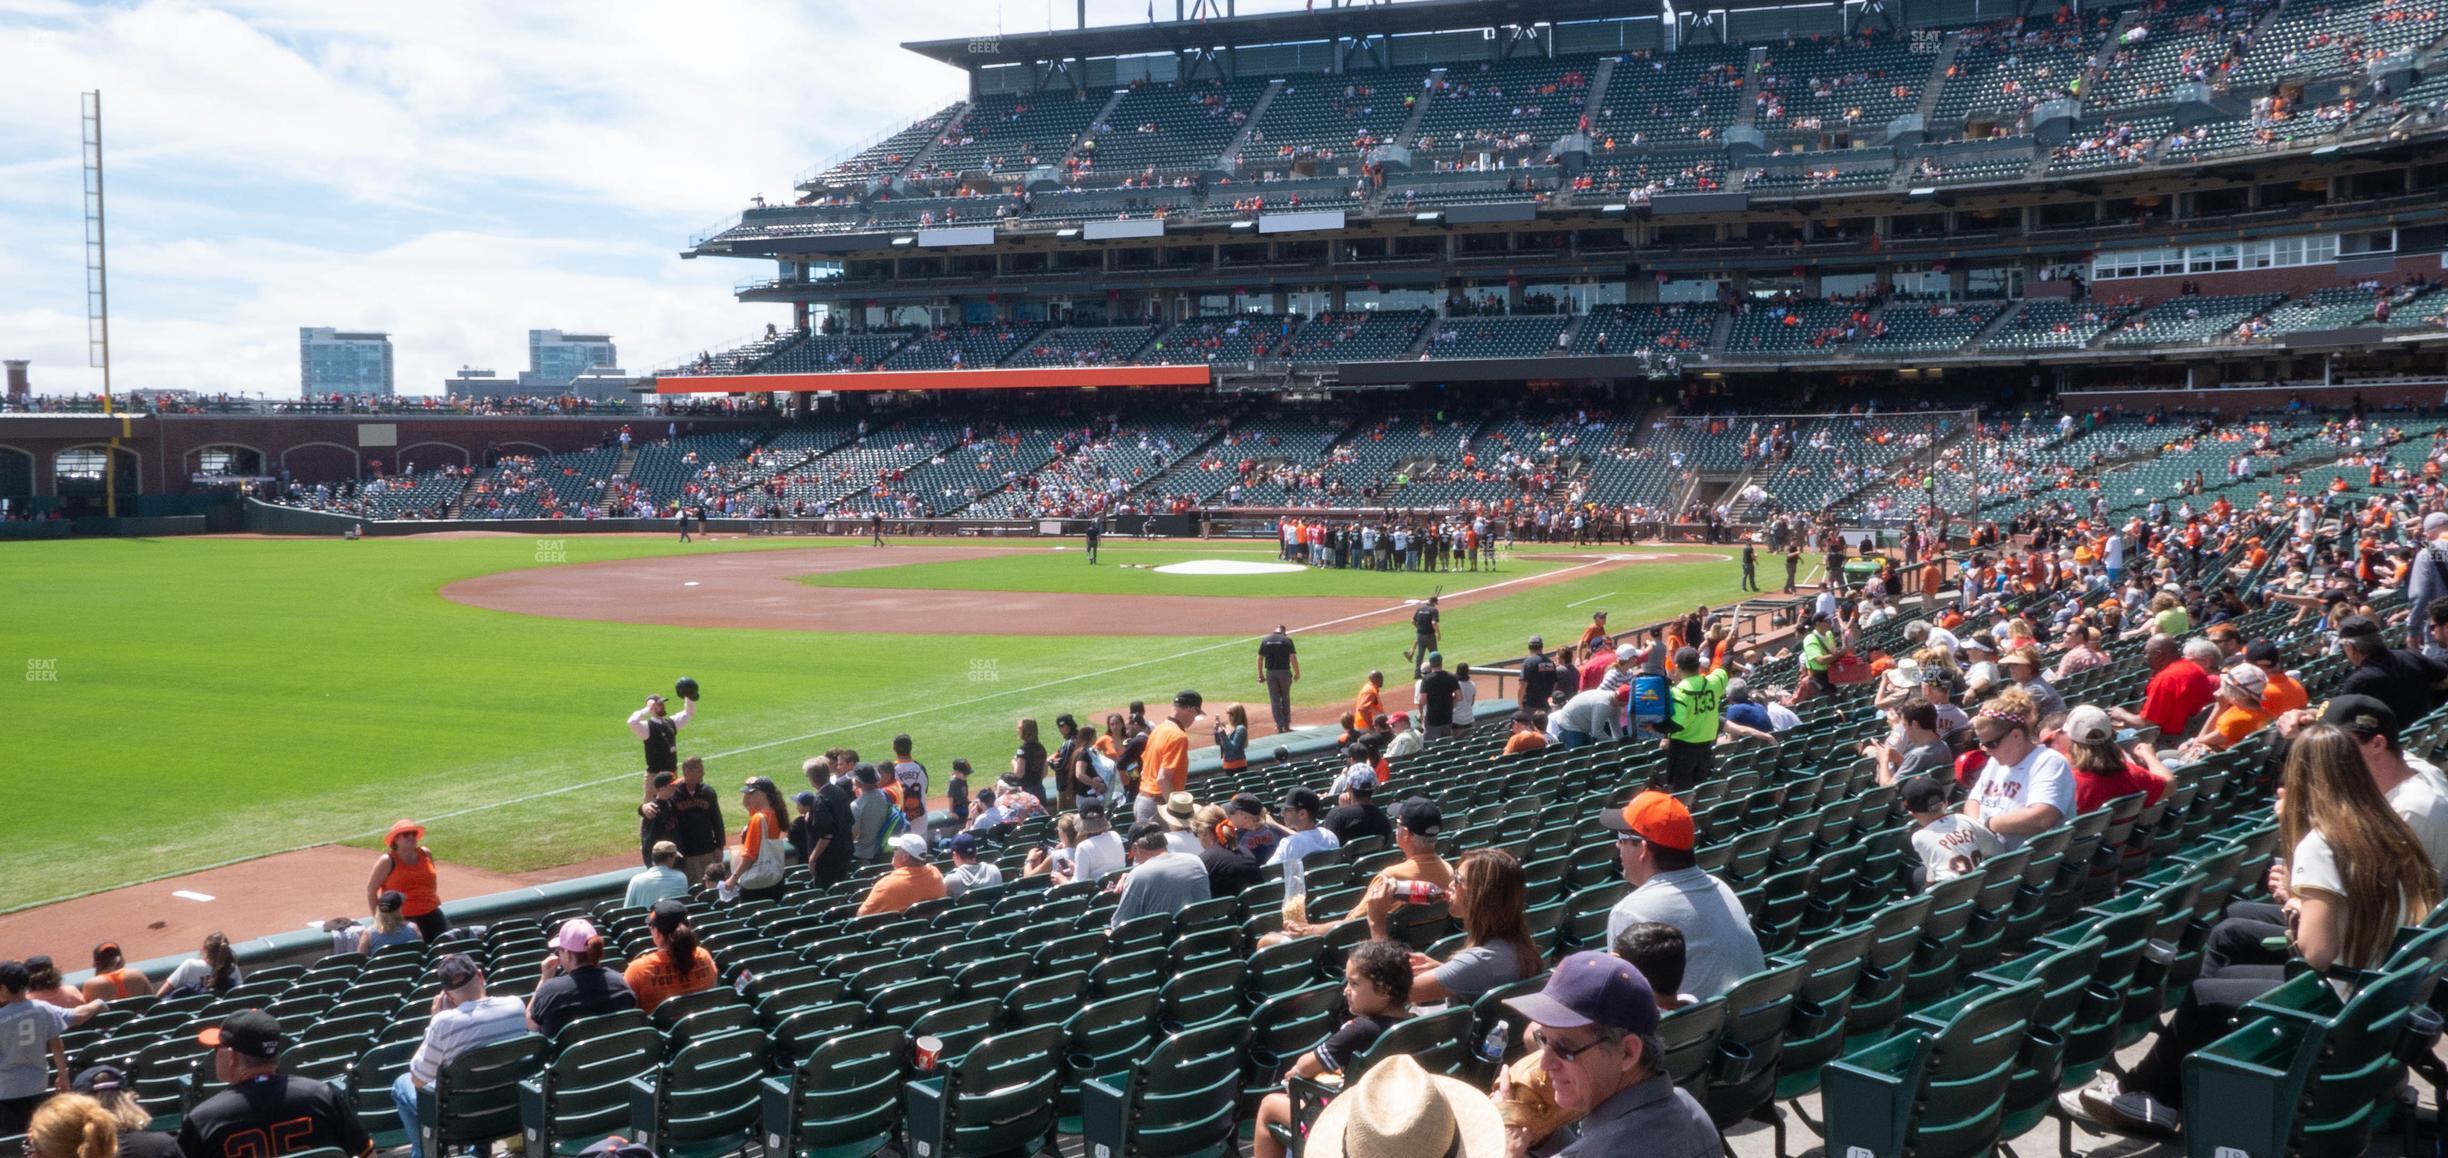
[1257,624,1300,733]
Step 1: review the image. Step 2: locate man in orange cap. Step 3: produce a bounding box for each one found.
[1598,791,1763,999]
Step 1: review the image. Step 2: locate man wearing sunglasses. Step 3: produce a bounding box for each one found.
[1598,792,1763,1001]
[1496,951,1718,1157]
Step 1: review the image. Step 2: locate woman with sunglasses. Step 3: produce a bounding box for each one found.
[2075,724,2442,1138]
[1963,686,2076,850]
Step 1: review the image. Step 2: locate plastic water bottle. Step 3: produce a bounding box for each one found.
[1477,1019,1509,1064]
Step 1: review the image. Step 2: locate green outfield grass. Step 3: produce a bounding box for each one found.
[4,534,1748,913]
[796,544,1569,596]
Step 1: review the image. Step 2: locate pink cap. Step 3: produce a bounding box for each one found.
[552,918,599,953]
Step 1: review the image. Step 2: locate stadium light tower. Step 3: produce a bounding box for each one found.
[82,89,120,517]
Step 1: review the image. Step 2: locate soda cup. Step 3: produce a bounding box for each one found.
[913,1035,944,1071]
[1391,879,1447,905]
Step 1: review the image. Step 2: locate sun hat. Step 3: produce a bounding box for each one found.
[1884,658,1924,689]
[1304,1054,1508,1158]
[1161,791,1198,829]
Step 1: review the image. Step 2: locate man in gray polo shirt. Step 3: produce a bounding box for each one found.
[1109,825,1210,926]
[1599,791,1765,1000]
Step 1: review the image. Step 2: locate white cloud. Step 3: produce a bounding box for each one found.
[0,0,1332,396]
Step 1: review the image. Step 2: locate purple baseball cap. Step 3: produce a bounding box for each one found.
[1503,951,1659,1036]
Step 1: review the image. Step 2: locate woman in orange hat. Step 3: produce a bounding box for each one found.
[367,819,447,941]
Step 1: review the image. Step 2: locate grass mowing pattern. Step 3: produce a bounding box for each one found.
[4,535,1743,913]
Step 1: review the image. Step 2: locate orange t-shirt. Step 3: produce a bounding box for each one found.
[2203,704,2275,751]
[857,864,946,916]
[1503,732,1549,756]
[1141,721,1190,797]
[739,812,782,861]
[382,850,441,918]
[1355,683,1384,728]
[2261,670,2309,717]
[622,946,717,1013]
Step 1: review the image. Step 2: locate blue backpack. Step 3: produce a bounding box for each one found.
[1630,672,1672,728]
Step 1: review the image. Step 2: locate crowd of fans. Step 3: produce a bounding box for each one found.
[29,400,2448,1156]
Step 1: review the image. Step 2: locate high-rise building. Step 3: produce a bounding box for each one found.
[528,330,618,386]
[298,328,394,396]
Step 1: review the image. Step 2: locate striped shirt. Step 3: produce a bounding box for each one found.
[408,995,528,1086]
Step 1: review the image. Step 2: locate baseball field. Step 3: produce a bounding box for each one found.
[4,532,1754,915]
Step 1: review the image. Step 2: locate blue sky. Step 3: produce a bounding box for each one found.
[0,0,1322,397]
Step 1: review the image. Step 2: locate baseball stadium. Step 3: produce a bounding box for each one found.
[8,0,2448,1155]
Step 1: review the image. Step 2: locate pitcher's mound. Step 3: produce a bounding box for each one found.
[1151,559,1308,576]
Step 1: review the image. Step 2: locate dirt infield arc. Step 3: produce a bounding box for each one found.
[440,545,1721,635]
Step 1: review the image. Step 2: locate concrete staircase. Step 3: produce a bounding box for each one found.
[1962,300,2028,354]
[1056,89,1134,175]
[1394,70,1442,152]
[1915,36,1960,127]
[882,100,972,185]
[1215,80,1284,171]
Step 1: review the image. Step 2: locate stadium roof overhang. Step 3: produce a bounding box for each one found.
[903,0,1669,68]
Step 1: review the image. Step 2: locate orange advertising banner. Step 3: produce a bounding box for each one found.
[655,364,1213,393]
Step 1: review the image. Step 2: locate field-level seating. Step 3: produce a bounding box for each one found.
[415,1034,546,1158]
[760,1025,904,1158]
[2183,950,2448,1158]
[903,1024,1066,1158]
[1080,1018,1249,1158]
[626,1029,765,1158]
[520,1024,661,1157]
[1821,980,2046,1158]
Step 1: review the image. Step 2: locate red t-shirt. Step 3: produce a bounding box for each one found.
[1578,653,1615,693]
[2074,761,2167,814]
[2138,661,2217,737]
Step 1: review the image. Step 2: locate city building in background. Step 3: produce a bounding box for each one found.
[298,328,394,396]
[442,365,644,402]
[528,330,618,386]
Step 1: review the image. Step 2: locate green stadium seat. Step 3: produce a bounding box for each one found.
[760,1026,904,1158]
[1057,992,1162,1132]
[1240,984,1341,1120]
[1000,970,1089,1031]
[519,1026,659,1157]
[906,998,1003,1071]
[1820,979,2044,1158]
[1157,960,1247,1032]
[902,1024,1065,1158]
[625,1029,765,1158]
[771,1002,867,1071]
[1701,960,1807,1134]
[2185,959,2445,1158]
[1082,1018,1251,1158]
[414,1032,545,1158]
